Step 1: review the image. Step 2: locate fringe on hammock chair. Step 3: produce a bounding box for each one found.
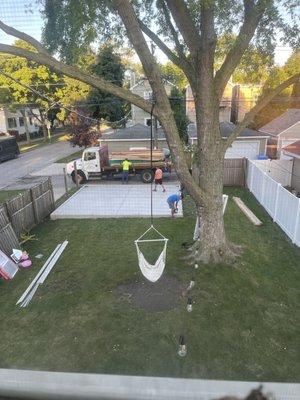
[134,225,168,283]
[193,194,229,241]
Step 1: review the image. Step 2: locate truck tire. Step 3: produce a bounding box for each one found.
[141,169,154,183]
[71,170,86,184]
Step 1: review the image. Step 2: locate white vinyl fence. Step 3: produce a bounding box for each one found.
[247,160,300,247]
[252,159,293,187]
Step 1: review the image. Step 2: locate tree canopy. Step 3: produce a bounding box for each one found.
[0,0,299,263]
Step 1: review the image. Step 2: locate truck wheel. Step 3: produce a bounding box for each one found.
[141,169,154,183]
[71,170,86,184]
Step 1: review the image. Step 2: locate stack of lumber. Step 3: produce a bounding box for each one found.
[109,149,164,165]
[16,241,68,308]
[233,196,262,226]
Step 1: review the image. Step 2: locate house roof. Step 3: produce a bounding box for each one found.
[259,109,300,136]
[282,140,300,158]
[188,122,269,139]
[101,123,166,140]
[101,122,268,141]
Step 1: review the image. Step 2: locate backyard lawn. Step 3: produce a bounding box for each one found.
[0,190,24,203]
[0,187,299,382]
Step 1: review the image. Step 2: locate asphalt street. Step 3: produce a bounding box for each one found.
[0,140,77,200]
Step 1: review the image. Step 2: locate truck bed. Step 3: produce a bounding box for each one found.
[102,160,170,172]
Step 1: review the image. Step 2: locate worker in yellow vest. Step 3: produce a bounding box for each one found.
[122,158,132,184]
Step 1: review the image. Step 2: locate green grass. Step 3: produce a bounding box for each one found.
[0,187,299,382]
[56,150,83,164]
[0,190,24,203]
[19,133,70,154]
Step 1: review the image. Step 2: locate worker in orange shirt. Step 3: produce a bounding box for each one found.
[153,166,166,192]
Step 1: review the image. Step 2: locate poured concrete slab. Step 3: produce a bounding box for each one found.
[51,184,183,219]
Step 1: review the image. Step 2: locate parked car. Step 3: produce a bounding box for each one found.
[0,135,20,162]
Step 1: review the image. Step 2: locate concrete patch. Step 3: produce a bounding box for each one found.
[51,184,183,219]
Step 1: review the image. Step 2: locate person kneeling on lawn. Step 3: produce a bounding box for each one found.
[122,158,132,184]
[167,193,183,217]
[153,167,166,192]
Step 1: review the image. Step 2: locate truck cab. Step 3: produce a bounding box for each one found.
[66,147,102,183]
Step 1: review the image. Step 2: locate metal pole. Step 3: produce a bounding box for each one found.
[150,102,155,226]
[63,167,69,197]
[73,161,79,189]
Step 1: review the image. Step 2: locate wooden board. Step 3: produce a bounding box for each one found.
[110,149,164,163]
[233,196,262,226]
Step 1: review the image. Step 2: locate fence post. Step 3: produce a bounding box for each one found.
[73,161,79,189]
[63,167,69,198]
[273,183,281,222]
[30,188,39,225]
[248,161,254,192]
[48,177,56,210]
[292,199,300,244]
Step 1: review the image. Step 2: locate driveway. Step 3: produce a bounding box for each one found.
[0,140,77,200]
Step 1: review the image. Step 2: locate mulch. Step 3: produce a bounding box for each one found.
[115,275,186,312]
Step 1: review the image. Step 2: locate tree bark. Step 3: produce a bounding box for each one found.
[20,109,31,143]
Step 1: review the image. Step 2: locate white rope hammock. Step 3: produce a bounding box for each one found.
[193,194,229,241]
[135,225,168,283]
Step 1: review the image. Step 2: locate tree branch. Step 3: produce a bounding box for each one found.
[137,20,181,66]
[223,74,300,150]
[0,43,153,115]
[214,0,270,97]
[138,19,194,83]
[157,0,185,58]
[0,20,49,55]
[164,0,201,57]
[112,0,208,203]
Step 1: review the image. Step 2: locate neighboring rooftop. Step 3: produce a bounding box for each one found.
[283,140,300,158]
[101,123,166,140]
[101,122,268,141]
[259,109,300,136]
[188,122,269,139]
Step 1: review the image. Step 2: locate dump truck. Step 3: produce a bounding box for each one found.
[66,145,171,184]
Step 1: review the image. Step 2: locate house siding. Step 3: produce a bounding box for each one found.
[231,84,261,123]
[0,108,41,137]
[131,80,172,125]
[291,158,300,192]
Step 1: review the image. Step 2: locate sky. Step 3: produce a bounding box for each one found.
[0,0,294,66]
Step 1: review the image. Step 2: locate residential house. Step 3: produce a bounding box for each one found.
[100,121,269,159]
[188,122,269,159]
[282,140,300,194]
[231,84,262,123]
[259,109,300,159]
[186,82,233,124]
[130,78,173,126]
[0,107,42,140]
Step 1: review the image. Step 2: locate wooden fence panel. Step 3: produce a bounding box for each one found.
[0,206,19,255]
[6,191,35,237]
[0,178,55,255]
[223,158,246,186]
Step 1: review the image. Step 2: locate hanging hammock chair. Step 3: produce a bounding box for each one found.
[135,225,168,283]
[193,194,229,241]
[134,102,169,283]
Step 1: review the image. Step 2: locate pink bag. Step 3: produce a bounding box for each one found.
[21,252,29,261]
[19,259,32,268]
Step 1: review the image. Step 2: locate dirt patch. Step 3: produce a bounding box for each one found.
[115,275,186,312]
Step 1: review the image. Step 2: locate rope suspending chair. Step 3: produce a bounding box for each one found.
[134,100,169,282]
